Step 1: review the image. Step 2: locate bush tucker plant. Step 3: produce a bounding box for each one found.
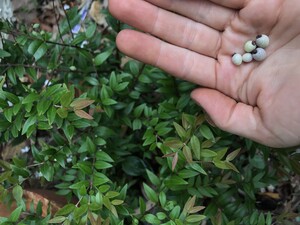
[0,5,299,225]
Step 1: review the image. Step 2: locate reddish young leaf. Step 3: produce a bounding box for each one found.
[74,109,94,120]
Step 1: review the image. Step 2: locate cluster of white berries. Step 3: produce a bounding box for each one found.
[231,34,270,66]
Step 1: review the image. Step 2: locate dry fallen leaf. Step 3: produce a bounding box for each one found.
[1,141,28,160]
[89,0,108,27]
[0,189,68,217]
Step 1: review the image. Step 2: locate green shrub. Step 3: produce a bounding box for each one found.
[0,6,299,225]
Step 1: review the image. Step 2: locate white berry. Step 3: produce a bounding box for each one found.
[256,34,270,48]
[232,53,243,66]
[244,40,256,53]
[242,53,253,63]
[252,48,266,61]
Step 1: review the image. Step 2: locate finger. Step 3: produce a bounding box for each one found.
[117,30,217,88]
[145,0,235,31]
[191,88,282,147]
[109,0,221,58]
[208,0,247,9]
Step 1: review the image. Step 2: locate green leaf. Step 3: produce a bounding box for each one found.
[201,149,218,158]
[31,146,43,162]
[0,49,11,58]
[55,204,75,216]
[105,191,120,199]
[37,99,52,116]
[185,215,206,223]
[139,197,146,215]
[7,67,16,84]
[86,137,96,153]
[173,122,186,139]
[0,171,12,183]
[48,216,67,224]
[190,135,201,160]
[77,162,93,175]
[178,169,199,179]
[28,40,42,55]
[0,76,5,90]
[12,185,23,203]
[215,148,228,161]
[115,82,129,91]
[21,116,36,135]
[96,151,114,162]
[3,91,19,103]
[16,35,28,45]
[22,93,39,104]
[144,214,161,225]
[47,107,57,125]
[85,76,100,86]
[8,206,23,222]
[57,108,68,118]
[188,163,207,175]
[103,196,118,217]
[156,212,167,220]
[95,137,107,146]
[41,163,54,181]
[12,102,22,115]
[132,118,142,130]
[14,66,25,77]
[146,169,161,186]
[3,108,13,122]
[258,213,265,225]
[111,199,124,205]
[165,175,188,187]
[224,161,239,173]
[226,148,241,161]
[119,184,128,200]
[183,145,193,163]
[129,60,140,75]
[27,67,37,81]
[200,125,214,141]
[122,156,146,176]
[266,212,272,225]
[159,192,166,207]
[60,92,74,107]
[0,159,12,170]
[198,187,214,197]
[86,23,97,39]
[95,161,113,170]
[34,43,48,61]
[38,121,52,130]
[69,181,89,189]
[213,160,228,170]
[94,48,113,66]
[143,183,158,203]
[134,103,146,117]
[102,98,117,106]
[169,205,181,220]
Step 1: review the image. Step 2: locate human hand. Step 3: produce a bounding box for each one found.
[109,0,300,148]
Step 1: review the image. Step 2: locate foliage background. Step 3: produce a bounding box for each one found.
[0,0,299,224]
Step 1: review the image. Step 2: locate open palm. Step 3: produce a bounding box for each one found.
[109,0,300,148]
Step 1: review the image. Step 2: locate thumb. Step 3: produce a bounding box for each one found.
[191,88,272,146]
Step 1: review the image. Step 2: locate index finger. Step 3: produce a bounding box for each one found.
[116,30,217,88]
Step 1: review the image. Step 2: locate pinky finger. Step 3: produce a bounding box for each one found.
[191,88,282,147]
